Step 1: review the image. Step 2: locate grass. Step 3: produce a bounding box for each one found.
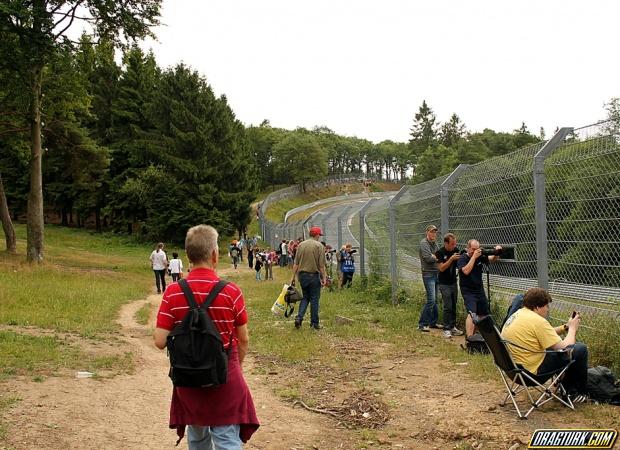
[0,331,134,379]
[134,302,152,326]
[0,224,152,337]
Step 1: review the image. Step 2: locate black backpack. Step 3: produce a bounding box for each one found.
[587,366,620,405]
[283,284,303,318]
[166,278,230,388]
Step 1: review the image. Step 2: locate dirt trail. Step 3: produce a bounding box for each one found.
[1,278,344,450]
[3,269,618,449]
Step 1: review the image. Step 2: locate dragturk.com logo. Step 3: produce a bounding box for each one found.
[528,429,618,449]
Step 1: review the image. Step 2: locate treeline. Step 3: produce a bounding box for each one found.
[0,2,546,261]
[247,100,542,191]
[1,37,255,244]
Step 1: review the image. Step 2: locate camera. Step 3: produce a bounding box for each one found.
[326,249,337,254]
[480,246,515,259]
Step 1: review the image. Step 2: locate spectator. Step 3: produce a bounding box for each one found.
[435,233,463,338]
[247,240,254,269]
[229,241,241,269]
[501,288,589,402]
[290,227,327,330]
[264,248,273,280]
[168,252,184,282]
[340,243,356,288]
[153,225,259,447]
[418,225,440,332]
[457,239,502,337]
[254,249,263,281]
[149,242,168,294]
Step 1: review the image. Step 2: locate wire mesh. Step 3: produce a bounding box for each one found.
[544,121,620,318]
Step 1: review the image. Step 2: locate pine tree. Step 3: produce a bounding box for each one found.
[409,100,438,161]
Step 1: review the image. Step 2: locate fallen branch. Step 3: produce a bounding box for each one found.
[293,400,340,418]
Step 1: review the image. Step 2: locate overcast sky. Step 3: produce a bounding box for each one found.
[140,0,618,143]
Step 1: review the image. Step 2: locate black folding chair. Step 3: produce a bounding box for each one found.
[476,315,575,419]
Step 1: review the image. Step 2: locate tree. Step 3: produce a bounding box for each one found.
[439,113,467,147]
[0,172,16,253]
[409,100,438,160]
[272,132,328,192]
[0,0,161,262]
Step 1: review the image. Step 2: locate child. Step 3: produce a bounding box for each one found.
[254,250,263,281]
[168,252,183,282]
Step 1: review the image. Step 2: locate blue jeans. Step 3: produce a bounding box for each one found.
[536,342,589,395]
[418,272,439,327]
[296,272,322,327]
[187,424,241,450]
[438,283,458,330]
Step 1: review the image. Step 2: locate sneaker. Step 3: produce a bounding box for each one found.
[294,318,302,329]
[311,324,323,330]
[450,327,464,336]
[443,330,452,338]
[418,326,430,332]
[429,324,442,329]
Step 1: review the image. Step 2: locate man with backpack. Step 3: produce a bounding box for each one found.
[153,225,259,448]
[229,241,241,269]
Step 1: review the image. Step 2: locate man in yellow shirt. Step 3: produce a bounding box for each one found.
[502,288,589,400]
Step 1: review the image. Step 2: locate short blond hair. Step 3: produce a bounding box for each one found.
[185,225,218,264]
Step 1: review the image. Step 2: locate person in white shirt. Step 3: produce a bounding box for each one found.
[168,252,184,282]
[149,242,168,294]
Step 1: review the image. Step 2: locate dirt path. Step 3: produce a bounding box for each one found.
[2,273,618,449]
[1,276,345,450]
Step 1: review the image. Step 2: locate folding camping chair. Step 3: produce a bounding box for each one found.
[476,315,575,419]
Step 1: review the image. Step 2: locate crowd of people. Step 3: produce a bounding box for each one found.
[418,223,590,403]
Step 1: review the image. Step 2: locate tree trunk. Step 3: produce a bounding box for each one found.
[0,172,17,253]
[26,63,44,263]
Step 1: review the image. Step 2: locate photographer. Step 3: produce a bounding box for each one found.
[502,288,589,402]
[457,239,502,337]
[436,233,463,338]
[339,243,357,288]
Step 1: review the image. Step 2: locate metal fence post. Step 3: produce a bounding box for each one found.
[359,198,377,278]
[440,164,468,235]
[389,186,408,305]
[533,127,573,290]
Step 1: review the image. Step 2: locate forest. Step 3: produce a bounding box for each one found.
[1,1,545,259]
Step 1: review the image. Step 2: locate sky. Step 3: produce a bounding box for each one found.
[140,0,619,143]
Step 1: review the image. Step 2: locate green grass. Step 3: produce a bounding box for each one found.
[0,224,152,337]
[134,302,152,326]
[0,331,134,379]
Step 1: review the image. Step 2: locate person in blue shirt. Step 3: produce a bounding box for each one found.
[340,243,356,288]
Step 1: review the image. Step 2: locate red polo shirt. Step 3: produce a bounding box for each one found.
[156,267,248,348]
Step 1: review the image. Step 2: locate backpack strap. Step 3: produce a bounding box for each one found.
[178,278,229,311]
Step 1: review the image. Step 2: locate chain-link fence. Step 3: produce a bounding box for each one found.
[258,123,620,370]
[359,123,620,369]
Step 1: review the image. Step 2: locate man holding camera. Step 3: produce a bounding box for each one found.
[457,239,502,337]
[502,288,589,401]
[436,233,463,338]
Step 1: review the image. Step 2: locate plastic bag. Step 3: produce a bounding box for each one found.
[271,284,290,316]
